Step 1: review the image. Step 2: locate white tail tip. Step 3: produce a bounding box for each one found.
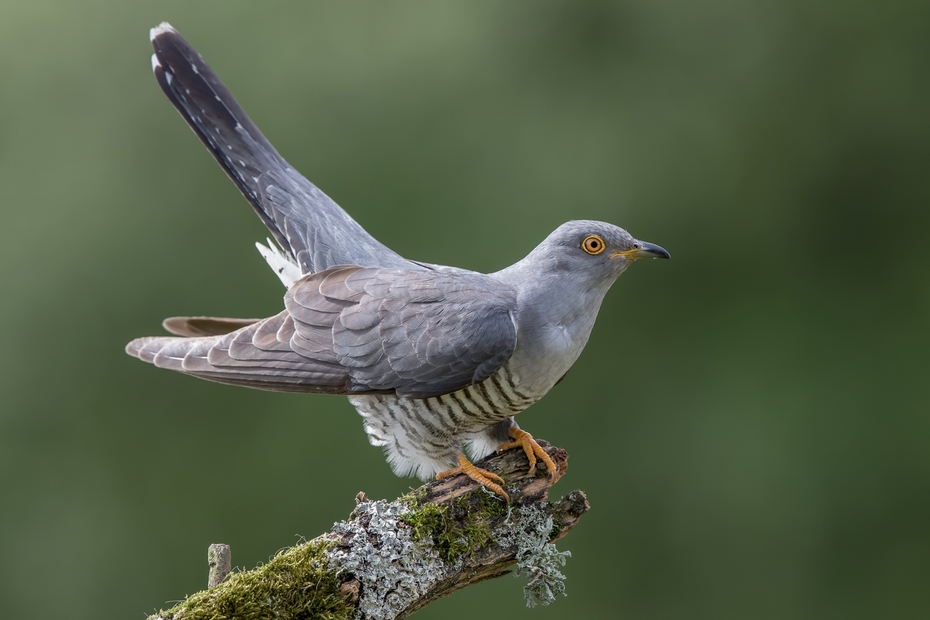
[149,22,176,41]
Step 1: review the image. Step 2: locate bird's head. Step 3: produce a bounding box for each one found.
[534,220,670,283]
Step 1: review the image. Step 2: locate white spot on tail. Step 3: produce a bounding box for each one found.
[255,238,302,288]
[149,22,176,41]
[150,54,160,72]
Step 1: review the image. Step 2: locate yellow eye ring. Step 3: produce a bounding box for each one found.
[582,235,606,255]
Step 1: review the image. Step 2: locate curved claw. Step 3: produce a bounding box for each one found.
[436,452,509,501]
[497,427,558,479]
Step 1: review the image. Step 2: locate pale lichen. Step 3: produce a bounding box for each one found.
[496,504,572,607]
[326,490,572,618]
[327,499,448,620]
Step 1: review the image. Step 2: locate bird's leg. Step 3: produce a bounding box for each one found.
[497,427,557,479]
[436,452,509,501]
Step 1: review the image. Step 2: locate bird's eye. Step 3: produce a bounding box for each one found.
[582,235,605,255]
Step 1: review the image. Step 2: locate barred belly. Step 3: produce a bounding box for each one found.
[348,364,539,480]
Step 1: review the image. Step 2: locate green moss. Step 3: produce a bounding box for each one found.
[398,486,429,509]
[152,536,353,620]
[402,491,508,563]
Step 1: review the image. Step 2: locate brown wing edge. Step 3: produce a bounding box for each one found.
[162,316,263,337]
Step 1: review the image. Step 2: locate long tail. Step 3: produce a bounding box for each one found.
[149,22,417,274]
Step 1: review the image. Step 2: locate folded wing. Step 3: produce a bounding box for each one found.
[126,266,518,399]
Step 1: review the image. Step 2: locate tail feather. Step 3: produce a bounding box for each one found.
[149,22,287,249]
[149,22,417,274]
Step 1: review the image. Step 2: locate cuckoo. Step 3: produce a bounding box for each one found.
[127,23,670,500]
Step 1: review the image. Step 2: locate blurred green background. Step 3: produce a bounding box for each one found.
[1,1,928,618]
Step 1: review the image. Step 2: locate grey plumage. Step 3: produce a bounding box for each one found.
[148,22,414,274]
[133,266,517,398]
[128,23,670,481]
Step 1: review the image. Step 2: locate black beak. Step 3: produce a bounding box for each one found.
[612,240,671,260]
[637,240,670,259]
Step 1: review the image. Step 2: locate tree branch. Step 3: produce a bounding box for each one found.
[207,544,231,588]
[149,441,589,620]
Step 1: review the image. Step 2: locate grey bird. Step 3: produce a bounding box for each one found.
[127,23,670,499]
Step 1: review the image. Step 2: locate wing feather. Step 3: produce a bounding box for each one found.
[128,266,517,398]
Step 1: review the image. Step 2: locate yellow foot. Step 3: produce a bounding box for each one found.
[497,427,558,479]
[436,452,509,501]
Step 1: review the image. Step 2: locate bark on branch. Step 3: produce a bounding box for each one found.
[149,441,589,620]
